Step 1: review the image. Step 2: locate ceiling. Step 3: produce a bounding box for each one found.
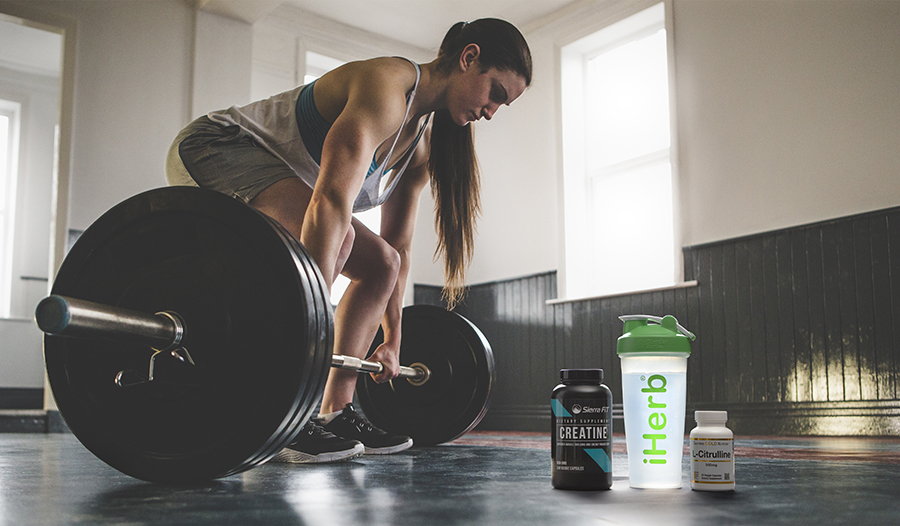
[202,0,577,50]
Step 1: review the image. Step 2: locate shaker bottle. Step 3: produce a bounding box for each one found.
[617,314,695,489]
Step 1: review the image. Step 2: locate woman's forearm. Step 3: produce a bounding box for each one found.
[380,246,411,349]
[300,190,353,291]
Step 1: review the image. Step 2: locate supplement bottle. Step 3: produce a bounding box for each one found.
[690,411,735,491]
[551,369,612,490]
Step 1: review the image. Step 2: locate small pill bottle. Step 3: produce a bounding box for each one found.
[690,411,735,491]
[551,369,612,490]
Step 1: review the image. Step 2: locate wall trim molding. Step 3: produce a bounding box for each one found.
[478,401,900,437]
[684,204,900,252]
[0,410,69,433]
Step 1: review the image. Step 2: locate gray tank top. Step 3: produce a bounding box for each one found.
[207,58,427,213]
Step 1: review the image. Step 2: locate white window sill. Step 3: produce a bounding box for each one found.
[545,280,699,306]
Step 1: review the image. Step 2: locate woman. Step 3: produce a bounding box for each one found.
[166,19,532,463]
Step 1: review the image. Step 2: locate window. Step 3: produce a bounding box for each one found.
[304,52,381,305]
[561,3,677,299]
[0,99,21,317]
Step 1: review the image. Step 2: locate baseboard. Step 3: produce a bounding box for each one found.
[0,410,70,433]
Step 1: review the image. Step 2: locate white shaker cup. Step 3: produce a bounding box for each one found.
[617,315,695,488]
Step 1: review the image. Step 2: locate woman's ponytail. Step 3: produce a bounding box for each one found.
[428,109,480,310]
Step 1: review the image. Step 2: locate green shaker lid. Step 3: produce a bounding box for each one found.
[616,315,695,354]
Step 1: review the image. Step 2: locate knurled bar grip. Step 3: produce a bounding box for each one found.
[330,355,425,381]
[35,295,426,381]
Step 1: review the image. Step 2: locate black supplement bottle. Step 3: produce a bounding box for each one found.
[551,369,613,490]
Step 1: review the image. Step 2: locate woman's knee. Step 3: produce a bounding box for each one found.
[368,240,401,283]
[345,237,401,287]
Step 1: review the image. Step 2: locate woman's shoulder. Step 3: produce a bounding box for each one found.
[322,57,415,91]
[315,57,419,120]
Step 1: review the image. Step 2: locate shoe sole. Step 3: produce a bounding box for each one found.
[364,438,414,455]
[270,442,365,464]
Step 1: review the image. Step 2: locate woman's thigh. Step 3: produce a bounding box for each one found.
[249,177,314,242]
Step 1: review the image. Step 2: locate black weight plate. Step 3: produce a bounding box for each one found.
[218,216,333,473]
[356,305,495,446]
[44,187,330,483]
[239,216,333,471]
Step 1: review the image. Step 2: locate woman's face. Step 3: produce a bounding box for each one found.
[449,48,527,126]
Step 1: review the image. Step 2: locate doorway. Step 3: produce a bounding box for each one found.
[0,5,74,410]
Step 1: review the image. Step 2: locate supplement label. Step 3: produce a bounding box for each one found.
[690,438,734,484]
[552,398,611,474]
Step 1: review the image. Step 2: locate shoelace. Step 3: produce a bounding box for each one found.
[344,413,375,433]
[300,421,336,439]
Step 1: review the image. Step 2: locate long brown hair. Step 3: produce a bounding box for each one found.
[428,19,532,309]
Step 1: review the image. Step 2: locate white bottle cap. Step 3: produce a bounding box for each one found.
[694,410,728,423]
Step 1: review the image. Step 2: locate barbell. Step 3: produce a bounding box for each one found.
[36,295,432,384]
[36,186,494,484]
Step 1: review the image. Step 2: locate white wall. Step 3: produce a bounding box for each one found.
[252,5,431,97]
[52,0,195,230]
[673,0,900,246]
[0,319,45,387]
[193,10,252,116]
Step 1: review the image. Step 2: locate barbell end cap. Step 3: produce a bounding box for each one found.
[35,295,72,335]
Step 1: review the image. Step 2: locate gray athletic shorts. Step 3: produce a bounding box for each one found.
[165,116,299,204]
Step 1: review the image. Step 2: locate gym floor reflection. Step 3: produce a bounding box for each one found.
[1,433,899,525]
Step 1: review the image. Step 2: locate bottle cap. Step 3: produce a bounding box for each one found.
[616,314,695,355]
[694,410,728,423]
[560,369,603,382]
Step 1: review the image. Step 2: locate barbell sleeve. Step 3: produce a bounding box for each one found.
[36,295,430,383]
[36,295,183,351]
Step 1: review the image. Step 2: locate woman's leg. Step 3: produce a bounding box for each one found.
[319,219,400,414]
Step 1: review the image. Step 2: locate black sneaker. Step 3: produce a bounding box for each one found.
[319,404,413,455]
[270,420,364,464]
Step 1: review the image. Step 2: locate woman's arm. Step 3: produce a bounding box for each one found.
[367,138,431,380]
[301,63,414,290]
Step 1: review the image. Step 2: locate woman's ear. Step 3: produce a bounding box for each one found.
[459,43,481,72]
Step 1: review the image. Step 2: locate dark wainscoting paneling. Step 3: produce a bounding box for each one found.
[415,206,900,436]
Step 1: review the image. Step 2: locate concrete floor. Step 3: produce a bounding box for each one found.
[0,432,898,526]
